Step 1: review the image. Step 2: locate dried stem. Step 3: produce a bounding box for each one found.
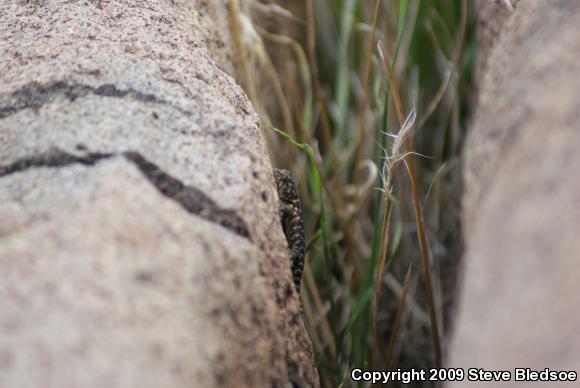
[378,43,442,368]
[351,0,381,183]
[384,264,414,369]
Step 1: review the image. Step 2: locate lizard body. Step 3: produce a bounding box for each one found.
[273,169,305,291]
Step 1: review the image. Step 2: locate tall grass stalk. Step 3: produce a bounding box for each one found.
[378,42,442,368]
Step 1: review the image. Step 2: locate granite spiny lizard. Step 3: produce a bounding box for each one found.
[274,169,305,291]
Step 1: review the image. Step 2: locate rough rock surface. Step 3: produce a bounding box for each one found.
[0,1,317,387]
[473,0,519,88]
[448,1,580,384]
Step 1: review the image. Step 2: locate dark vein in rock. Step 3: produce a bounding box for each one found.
[0,148,249,240]
[0,148,112,176]
[0,81,193,119]
[124,151,250,239]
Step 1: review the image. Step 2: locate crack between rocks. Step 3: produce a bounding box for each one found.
[0,80,193,119]
[0,148,250,240]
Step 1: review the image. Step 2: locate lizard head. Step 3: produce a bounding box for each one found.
[273,168,298,202]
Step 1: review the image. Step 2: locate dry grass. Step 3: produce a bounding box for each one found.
[230,0,476,386]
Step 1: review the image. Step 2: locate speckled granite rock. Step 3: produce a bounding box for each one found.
[0,1,318,387]
[448,1,580,385]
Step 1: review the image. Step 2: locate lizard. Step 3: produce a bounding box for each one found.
[273,169,305,292]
